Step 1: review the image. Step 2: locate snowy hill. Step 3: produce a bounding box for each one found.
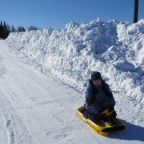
[7,19,144,104]
[1,19,143,144]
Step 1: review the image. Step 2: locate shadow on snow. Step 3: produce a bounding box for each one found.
[109,120,144,142]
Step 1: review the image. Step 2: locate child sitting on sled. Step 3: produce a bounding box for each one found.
[84,71,117,124]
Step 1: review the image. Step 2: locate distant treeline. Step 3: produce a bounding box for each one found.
[0,21,10,39]
[0,21,38,39]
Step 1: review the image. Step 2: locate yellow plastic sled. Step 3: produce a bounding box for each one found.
[75,105,125,136]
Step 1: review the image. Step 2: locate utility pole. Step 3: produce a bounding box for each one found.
[133,0,139,23]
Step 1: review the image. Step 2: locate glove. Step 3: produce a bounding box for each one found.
[108,105,114,112]
[111,111,117,119]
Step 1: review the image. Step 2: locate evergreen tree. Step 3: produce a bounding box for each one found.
[3,21,10,38]
[11,25,16,32]
[28,25,38,31]
[0,21,2,38]
[17,26,25,32]
[0,21,10,39]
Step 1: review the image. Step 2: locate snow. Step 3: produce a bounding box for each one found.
[6,19,144,104]
[0,19,142,144]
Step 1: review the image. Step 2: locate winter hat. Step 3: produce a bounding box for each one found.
[91,71,102,80]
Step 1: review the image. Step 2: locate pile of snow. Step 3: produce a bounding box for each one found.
[6,19,144,104]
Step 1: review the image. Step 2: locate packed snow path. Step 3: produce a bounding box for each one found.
[0,40,143,144]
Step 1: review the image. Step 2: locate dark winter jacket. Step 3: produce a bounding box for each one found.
[84,80,115,115]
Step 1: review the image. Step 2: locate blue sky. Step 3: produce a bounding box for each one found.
[0,0,144,29]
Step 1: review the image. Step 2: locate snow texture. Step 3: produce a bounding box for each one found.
[7,19,144,105]
[0,19,142,143]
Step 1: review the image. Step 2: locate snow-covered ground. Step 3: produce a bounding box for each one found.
[0,19,143,143]
[7,19,144,103]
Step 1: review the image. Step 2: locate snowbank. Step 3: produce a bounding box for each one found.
[6,19,144,104]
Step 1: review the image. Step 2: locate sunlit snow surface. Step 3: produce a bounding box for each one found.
[0,19,143,144]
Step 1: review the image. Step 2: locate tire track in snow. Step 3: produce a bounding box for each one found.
[0,89,38,144]
[0,112,8,144]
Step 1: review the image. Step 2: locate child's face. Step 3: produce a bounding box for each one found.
[92,79,101,87]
